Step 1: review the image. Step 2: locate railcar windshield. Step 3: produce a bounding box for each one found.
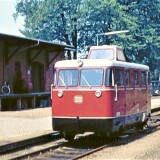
[89,49,114,59]
[57,68,104,87]
[58,69,78,87]
[80,69,104,87]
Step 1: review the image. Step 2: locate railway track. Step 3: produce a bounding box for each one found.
[17,134,119,160]
[1,111,160,160]
[0,133,115,160]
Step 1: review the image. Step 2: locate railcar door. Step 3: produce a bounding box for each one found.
[125,69,133,114]
[139,71,151,117]
[125,69,136,125]
[113,68,126,122]
[125,69,145,126]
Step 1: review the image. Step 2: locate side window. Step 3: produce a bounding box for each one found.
[115,69,123,86]
[105,68,114,86]
[146,71,150,85]
[125,70,130,86]
[134,71,139,86]
[141,71,146,86]
[117,50,126,61]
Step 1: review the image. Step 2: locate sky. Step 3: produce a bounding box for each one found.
[0,0,24,37]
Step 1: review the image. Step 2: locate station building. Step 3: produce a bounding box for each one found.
[0,33,74,111]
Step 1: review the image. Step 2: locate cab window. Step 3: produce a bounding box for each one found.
[58,69,78,87]
[80,69,104,87]
[105,68,114,86]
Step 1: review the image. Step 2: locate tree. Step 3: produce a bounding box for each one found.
[14,0,136,59]
[117,0,160,79]
[14,0,84,59]
[14,0,160,79]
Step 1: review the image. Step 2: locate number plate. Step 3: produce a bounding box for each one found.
[73,96,83,104]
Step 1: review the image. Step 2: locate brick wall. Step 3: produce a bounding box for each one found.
[2,46,27,93]
[45,51,64,91]
[0,42,65,93]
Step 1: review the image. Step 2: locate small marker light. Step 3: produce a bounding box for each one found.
[58,90,63,97]
[77,60,83,67]
[95,90,101,98]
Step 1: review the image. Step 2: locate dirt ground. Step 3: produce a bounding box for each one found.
[0,107,51,119]
[80,126,160,160]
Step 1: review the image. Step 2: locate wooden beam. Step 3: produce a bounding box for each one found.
[49,51,61,65]
[29,49,42,63]
[45,51,49,69]
[4,41,7,65]
[7,46,21,63]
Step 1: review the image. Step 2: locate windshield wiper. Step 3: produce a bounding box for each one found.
[59,76,68,89]
[82,75,91,89]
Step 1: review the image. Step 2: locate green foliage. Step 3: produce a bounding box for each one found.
[14,0,160,79]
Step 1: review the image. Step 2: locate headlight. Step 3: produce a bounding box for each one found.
[58,90,63,97]
[77,60,83,67]
[95,90,101,98]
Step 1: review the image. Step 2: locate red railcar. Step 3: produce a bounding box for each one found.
[51,45,151,140]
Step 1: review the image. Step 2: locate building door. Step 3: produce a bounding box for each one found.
[31,62,44,92]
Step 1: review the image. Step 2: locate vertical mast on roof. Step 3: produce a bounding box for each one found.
[96,30,129,46]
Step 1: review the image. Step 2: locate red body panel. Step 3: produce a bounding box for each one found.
[113,89,126,116]
[52,87,151,118]
[52,89,114,117]
[125,88,150,114]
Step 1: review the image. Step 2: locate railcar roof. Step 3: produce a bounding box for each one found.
[55,59,149,70]
[89,45,122,50]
